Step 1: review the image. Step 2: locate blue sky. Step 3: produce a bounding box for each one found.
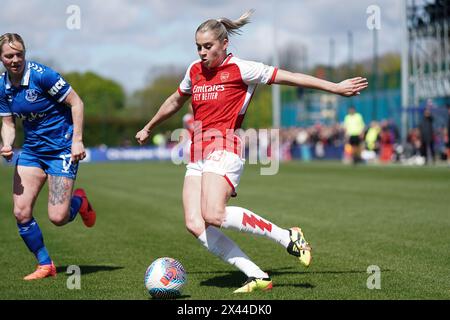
[0,0,403,93]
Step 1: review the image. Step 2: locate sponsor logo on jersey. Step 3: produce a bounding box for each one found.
[192,84,225,102]
[14,112,47,122]
[48,78,67,96]
[25,89,38,102]
[192,84,225,93]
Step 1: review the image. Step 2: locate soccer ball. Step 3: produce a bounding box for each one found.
[144,257,187,299]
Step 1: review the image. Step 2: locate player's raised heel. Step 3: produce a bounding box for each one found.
[287,227,312,267]
[233,277,273,293]
[73,188,96,227]
[23,261,57,280]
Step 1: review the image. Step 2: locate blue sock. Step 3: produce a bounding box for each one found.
[17,218,52,265]
[69,195,82,222]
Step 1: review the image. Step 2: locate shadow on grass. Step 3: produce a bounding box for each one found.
[148,294,192,300]
[199,271,316,289]
[196,267,392,289]
[56,265,124,275]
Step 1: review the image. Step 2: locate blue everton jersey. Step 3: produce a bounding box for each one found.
[0,61,73,153]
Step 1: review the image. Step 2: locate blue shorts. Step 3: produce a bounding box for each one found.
[16,149,79,180]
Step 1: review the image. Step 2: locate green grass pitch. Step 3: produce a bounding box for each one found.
[0,161,449,299]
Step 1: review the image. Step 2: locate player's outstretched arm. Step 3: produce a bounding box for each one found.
[1,116,15,161]
[273,69,368,97]
[136,91,190,145]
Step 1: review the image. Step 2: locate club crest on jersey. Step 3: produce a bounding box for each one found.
[25,89,38,102]
[220,72,229,82]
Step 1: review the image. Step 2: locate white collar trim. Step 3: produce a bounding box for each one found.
[5,61,30,89]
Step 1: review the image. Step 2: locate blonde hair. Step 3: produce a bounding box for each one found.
[0,33,26,54]
[196,9,254,41]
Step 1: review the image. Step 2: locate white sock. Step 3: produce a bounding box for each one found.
[197,226,268,279]
[221,206,291,248]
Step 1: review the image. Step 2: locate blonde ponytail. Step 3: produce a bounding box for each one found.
[196,9,254,41]
[217,9,254,36]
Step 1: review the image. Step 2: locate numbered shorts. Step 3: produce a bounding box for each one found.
[16,149,78,180]
[185,150,244,197]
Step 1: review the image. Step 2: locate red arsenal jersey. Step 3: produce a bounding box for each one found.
[178,54,278,161]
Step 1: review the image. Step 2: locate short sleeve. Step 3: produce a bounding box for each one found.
[0,93,11,117]
[40,67,72,103]
[178,61,199,96]
[232,58,278,85]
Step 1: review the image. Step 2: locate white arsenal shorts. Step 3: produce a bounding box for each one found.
[185,150,244,197]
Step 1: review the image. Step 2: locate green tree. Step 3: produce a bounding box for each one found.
[130,74,188,132]
[243,86,273,129]
[63,71,126,117]
[63,72,128,146]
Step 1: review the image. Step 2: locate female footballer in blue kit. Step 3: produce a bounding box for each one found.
[0,33,96,280]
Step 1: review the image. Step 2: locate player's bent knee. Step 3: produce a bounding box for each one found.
[49,215,68,226]
[202,208,225,227]
[14,212,33,224]
[185,224,203,237]
[13,207,33,224]
[185,216,205,237]
[48,211,69,226]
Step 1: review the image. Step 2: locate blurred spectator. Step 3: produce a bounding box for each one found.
[406,127,421,157]
[294,128,311,161]
[419,107,435,164]
[183,112,195,137]
[387,119,400,144]
[379,120,394,163]
[343,106,365,164]
[183,105,195,137]
[447,105,450,165]
[152,133,167,147]
[365,121,381,154]
[120,138,132,147]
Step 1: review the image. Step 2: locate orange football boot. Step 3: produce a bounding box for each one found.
[24,262,57,280]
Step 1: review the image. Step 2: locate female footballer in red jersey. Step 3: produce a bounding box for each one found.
[136,10,368,293]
